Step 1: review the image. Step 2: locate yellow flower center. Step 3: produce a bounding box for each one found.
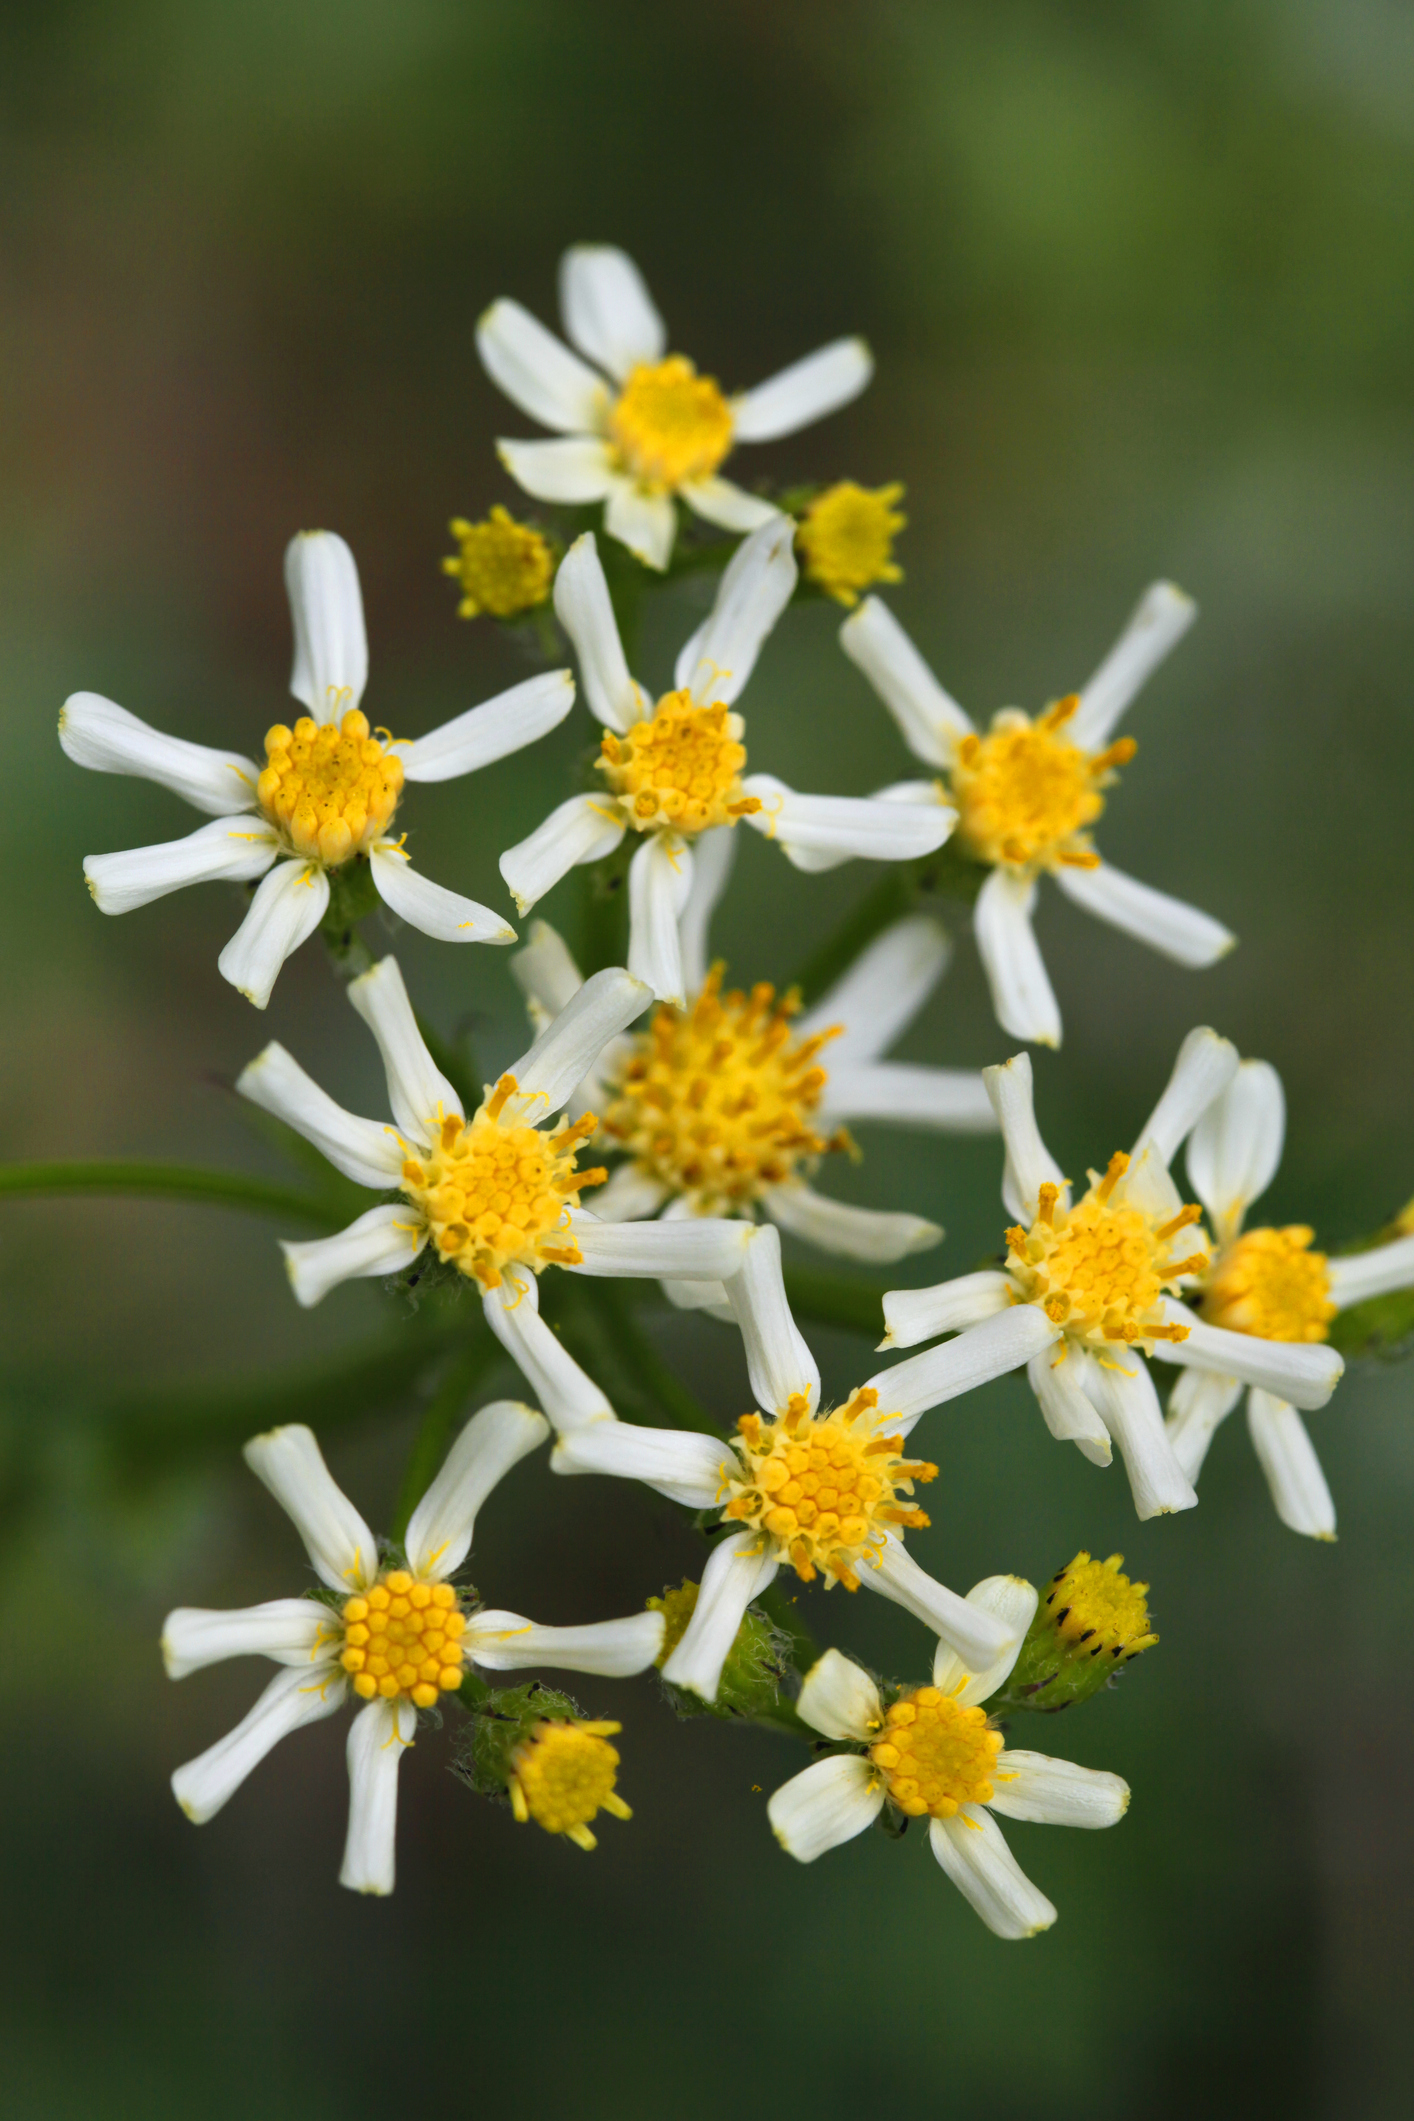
[399,1074,606,1291]
[950,699,1134,871]
[608,356,734,490]
[722,1388,937,1591]
[337,1569,467,1709]
[442,507,553,619]
[1202,1225,1335,1343]
[796,481,906,607]
[1042,1550,1158,1660]
[1006,1156,1206,1348]
[508,1719,632,1850]
[601,968,844,1212]
[257,708,404,868]
[868,1688,1004,1819]
[598,690,762,836]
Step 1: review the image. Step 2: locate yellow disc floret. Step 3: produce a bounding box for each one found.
[442,507,554,619]
[722,1387,937,1591]
[1006,1157,1207,1349]
[868,1687,1004,1819]
[796,481,906,607]
[399,1074,606,1291]
[1202,1225,1336,1343]
[601,967,845,1212]
[598,690,762,837]
[257,708,404,867]
[950,698,1133,872]
[338,1570,467,1709]
[508,1719,632,1850]
[1042,1551,1158,1662]
[608,356,734,490]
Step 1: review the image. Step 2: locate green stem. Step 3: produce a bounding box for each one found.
[0,1161,340,1226]
[577,835,634,976]
[564,1279,725,1437]
[389,1329,502,1542]
[781,1266,887,1342]
[758,1582,821,1675]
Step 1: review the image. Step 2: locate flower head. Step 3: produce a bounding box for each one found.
[797,480,905,606]
[443,507,555,619]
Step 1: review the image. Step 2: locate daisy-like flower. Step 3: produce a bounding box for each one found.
[500,520,954,1004]
[163,1404,665,1893]
[880,1031,1345,1520]
[839,584,1235,1045]
[477,243,873,571]
[237,954,754,1320]
[796,480,906,607]
[550,1223,1033,1703]
[767,1584,1128,1939]
[508,851,995,1293]
[60,531,576,1007]
[1164,1057,1414,1539]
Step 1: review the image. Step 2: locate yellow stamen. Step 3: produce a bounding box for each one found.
[339,1571,465,1707]
[597,690,760,837]
[948,702,1130,871]
[867,1687,1003,1819]
[507,1720,631,1847]
[608,356,734,490]
[796,481,906,607]
[1004,1148,1207,1351]
[256,708,403,867]
[1201,1225,1335,1344]
[1043,1550,1158,1662]
[442,507,553,619]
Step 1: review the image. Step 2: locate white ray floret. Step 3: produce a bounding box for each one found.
[61,532,576,1005]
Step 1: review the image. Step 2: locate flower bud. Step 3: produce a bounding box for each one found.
[983,1552,1157,1716]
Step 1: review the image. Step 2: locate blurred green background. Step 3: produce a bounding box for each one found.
[3,2,1413,2114]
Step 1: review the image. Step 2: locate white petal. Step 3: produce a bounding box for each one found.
[1246,1390,1336,1540]
[864,1306,1061,1434]
[930,1809,1057,1939]
[347,955,463,1139]
[482,1273,615,1434]
[932,1577,1038,1706]
[495,435,617,503]
[162,1599,331,1680]
[1165,1366,1242,1481]
[677,824,736,992]
[217,858,330,1011]
[590,1163,668,1221]
[476,298,610,433]
[59,691,260,816]
[1054,861,1235,970]
[724,1223,820,1415]
[660,1275,730,1312]
[796,1648,884,1742]
[880,1272,1015,1350]
[236,1041,404,1190]
[1082,1354,1197,1519]
[628,833,692,1002]
[404,1399,549,1580]
[171,1664,346,1824]
[84,816,278,914]
[1186,1060,1285,1243]
[281,1203,427,1310]
[1328,1232,1414,1309]
[983,1050,1067,1223]
[796,913,952,1066]
[550,1417,729,1508]
[369,842,515,945]
[742,775,953,865]
[558,244,665,379]
[511,918,585,1025]
[1069,581,1197,752]
[503,964,650,1117]
[822,1062,995,1135]
[604,479,677,571]
[679,477,779,532]
[764,1181,940,1263]
[862,1535,1017,1670]
[1157,1299,1344,1410]
[731,337,873,442]
[838,597,973,766]
[285,532,368,719]
[675,516,797,704]
[989,1751,1129,1829]
[974,869,1061,1049]
[553,533,645,732]
[568,1209,751,1281]
[340,1697,416,1895]
[768,1755,883,1862]
[400,671,577,785]
[467,1608,666,1676]
[1026,1344,1112,1461]
[660,1528,779,1703]
[1114,1138,1184,1224]
[243,1422,379,1590]
[500,793,628,914]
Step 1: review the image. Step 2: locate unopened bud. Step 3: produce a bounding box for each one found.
[454,1680,632,1850]
[984,1552,1157,1715]
[648,1577,792,1722]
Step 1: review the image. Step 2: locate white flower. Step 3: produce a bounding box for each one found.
[238,954,755,1316]
[550,1224,1027,1704]
[163,1405,665,1893]
[60,531,576,1006]
[499,521,954,1004]
[767,1585,1129,1939]
[477,242,873,571]
[839,585,1235,1045]
[1162,1057,1413,1539]
[880,1030,1345,1520]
